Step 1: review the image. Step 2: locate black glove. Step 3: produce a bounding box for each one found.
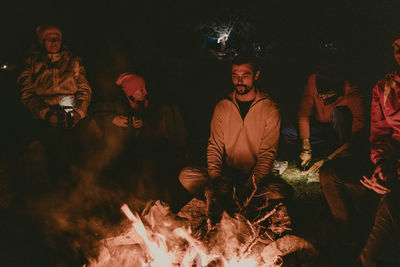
[45,109,63,127]
[64,110,81,129]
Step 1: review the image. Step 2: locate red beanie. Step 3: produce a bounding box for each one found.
[116,73,145,95]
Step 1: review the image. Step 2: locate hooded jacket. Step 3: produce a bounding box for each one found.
[370,70,400,165]
[17,49,91,119]
[207,89,280,184]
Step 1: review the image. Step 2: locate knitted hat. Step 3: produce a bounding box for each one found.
[116,73,145,95]
[36,25,62,44]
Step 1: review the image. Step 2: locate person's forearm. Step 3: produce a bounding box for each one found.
[302,138,311,150]
[327,142,351,161]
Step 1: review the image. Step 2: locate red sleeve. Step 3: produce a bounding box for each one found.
[298,74,316,139]
[370,80,394,164]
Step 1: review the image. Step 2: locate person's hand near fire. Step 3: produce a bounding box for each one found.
[301,138,351,175]
[361,160,396,195]
[44,107,81,128]
[112,115,143,128]
[299,138,325,174]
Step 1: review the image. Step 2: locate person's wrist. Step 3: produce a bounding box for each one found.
[302,138,311,149]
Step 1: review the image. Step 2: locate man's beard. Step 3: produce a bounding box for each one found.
[235,85,252,95]
[322,94,339,105]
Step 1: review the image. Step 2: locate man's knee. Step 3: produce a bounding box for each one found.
[319,162,339,188]
[261,176,294,200]
[178,166,208,196]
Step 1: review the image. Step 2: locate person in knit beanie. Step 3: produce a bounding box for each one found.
[113,73,148,128]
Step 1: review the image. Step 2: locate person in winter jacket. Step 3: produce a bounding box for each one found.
[320,33,400,266]
[18,24,91,129]
[92,72,188,200]
[17,24,94,179]
[356,33,400,266]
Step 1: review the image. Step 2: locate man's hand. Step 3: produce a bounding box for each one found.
[304,160,324,174]
[299,151,312,167]
[66,110,81,129]
[46,111,59,126]
[132,118,143,129]
[45,110,61,126]
[360,175,390,195]
[112,115,129,128]
[360,162,393,195]
[372,161,393,183]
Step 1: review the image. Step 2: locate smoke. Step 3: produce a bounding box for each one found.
[21,123,159,265]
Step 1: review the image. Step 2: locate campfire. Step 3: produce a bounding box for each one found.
[86,198,318,267]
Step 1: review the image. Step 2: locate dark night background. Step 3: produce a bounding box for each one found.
[1,0,400,266]
[2,0,400,139]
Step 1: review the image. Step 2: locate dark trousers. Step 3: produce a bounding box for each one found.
[281,106,353,158]
[320,157,376,237]
[320,157,400,265]
[360,191,400,266]
[25,118,96,181]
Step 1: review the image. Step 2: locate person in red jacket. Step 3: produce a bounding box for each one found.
[356,34,400,266]
[320,34,400,266]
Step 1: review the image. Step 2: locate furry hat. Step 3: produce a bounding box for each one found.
[36,25,62,44]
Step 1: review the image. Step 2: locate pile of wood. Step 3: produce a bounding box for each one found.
[87,199,318,266]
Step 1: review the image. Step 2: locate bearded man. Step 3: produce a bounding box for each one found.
[178,55,293,230]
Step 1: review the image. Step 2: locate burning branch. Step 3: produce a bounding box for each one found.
[242,175,258,208]
[121,204,173,267]
[254,203,283,225]
[233,175,258,212]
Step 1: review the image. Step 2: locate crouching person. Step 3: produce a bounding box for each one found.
[357,34,400,266]
[320,34,400,266]
[281,66,365,173]
[179,55,293,234]
[93,72,187,200]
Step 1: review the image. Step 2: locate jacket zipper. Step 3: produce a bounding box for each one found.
[228,96,269,124]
